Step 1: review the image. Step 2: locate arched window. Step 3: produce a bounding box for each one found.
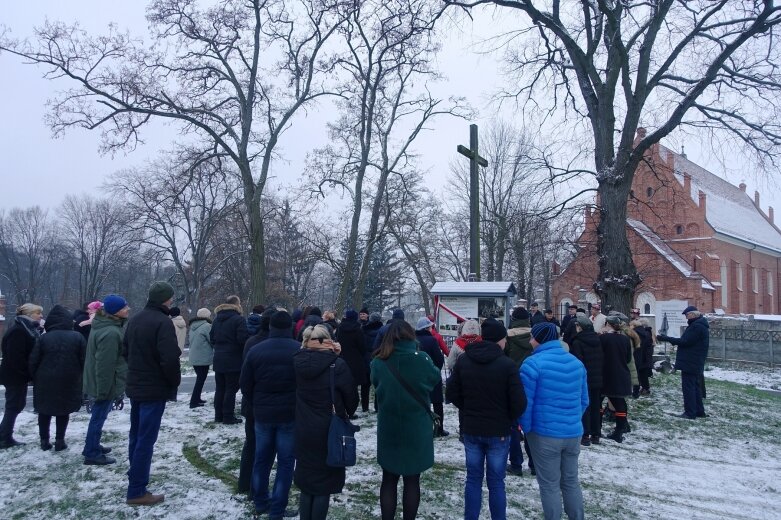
[643,303,651,314]
[646,187,654,198]
[736,263,744,291]
[769,271,774,296]
[752,268,759,293]
[720,260,729,307]
[675,225,684,235]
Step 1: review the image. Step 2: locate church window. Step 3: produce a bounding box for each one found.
[675,225,684,235]
[752,268,759,293]
[769,271,774,296]
[720,261,729,307]
[736,263,744,291]
[646,187,654,198]
[643,303,651,314]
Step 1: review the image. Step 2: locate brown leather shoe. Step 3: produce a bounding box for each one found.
[126,492,165,506]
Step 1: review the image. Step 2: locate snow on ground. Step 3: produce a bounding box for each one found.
[1,365,781,519]
[704,362,781,391]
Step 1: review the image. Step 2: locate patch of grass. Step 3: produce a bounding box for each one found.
[182,442,238,490]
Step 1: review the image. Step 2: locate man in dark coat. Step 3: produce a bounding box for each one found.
[28,304,86,451]
[210,296,250,424]
[240,311,300,518]
[529,303,545,325]
[414,317,447,437]
[372,308,405,350]
[446,318,526,520]
[569,315,603,445]
[336,310,368,415]
[657,306,709,419]
[122,281,181,506]
[560,305,578,345]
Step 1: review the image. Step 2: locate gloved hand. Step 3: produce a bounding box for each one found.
[657,334,670,342]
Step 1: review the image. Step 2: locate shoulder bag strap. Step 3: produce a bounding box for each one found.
[329,363,337,415]
[383,359,436,421]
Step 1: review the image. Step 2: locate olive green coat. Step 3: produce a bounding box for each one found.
[83,313,128,401]
[505,318,533,369]
[371,340,440,476]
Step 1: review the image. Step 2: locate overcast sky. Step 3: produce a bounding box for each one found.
[1,1,779,216]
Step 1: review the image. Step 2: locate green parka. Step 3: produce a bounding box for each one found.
[371,340,440,476]
[505,318,533,369]
[83,313,127,401]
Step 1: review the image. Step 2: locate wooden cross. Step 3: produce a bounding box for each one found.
[457,124,488,281]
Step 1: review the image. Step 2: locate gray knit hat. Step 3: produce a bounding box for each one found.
[148,281,174,305]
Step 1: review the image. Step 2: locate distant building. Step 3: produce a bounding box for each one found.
[553,128,781,322]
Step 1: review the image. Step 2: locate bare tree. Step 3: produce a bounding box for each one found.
[308,0,468,313]
[447,0,781,311]
[59,195,140,303]
[110,152,242,310]
[1,0,349,304]
[0,207,60,303]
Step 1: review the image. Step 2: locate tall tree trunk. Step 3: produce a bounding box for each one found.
[596,173,639,313]
[248,201,266,306]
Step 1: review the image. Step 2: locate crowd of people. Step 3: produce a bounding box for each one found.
[0,281,710,519]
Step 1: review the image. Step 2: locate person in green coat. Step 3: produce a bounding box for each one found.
[81,295,129,465]
[371,320,440,520]
[188,308,213,408]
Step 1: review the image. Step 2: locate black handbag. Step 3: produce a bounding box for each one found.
[383,359,442,435]
[326,364,360,467]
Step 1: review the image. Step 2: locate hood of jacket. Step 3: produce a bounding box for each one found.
[509,318,531,329]
[171,315,187,329]
[214,303,242,315]
[339,319,362,334]
[363,320,383,332]
[464,340,505,364]
[43,305,74,332]
[91,312,126,331]
[293,348,338,380]
[190,319,210,333]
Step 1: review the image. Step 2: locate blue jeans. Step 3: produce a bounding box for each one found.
[526,432,584,520]
[253,420,295,517]
[681,371,705,418]
[463,434,511,520]
[127,400,166,500]
[82,399,112,459]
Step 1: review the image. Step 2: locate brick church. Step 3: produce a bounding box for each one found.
[552,128,781,321]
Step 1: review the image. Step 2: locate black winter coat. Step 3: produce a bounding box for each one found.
[29,305,86,415]
[415,329,444,404]
[293,349,358,495]
[561,314,575,340]
[337,319,368,386]
[569,329,603,389]
[446,340,526,437]
[210,304,250,373]
[666,316,709,374]
[73,309,91,342]
[530,311,545,325]
[633,327,654,371]
[0,316,40,385]
[599,332,632,397]
[123,303,181,401]
[239,329,299,423]
[362,321,383,359]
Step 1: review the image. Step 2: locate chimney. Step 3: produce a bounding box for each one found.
[770,206,774,224]
[739,182,747,192]
[755,190,760,206]
[699,190,706,213]
[683,174,691,196]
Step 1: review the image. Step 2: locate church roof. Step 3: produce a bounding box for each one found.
[627,218,716,290]
[659,145,781,254]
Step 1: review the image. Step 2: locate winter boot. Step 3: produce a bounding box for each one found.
[606,430,624,443]
[591,436,600,445]
[580,435,591,446]
[54,439,68,451]
[40,439,52,451]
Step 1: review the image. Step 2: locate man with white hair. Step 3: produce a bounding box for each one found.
[657,306,710,419]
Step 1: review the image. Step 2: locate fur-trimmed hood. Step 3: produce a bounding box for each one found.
[214,303,243,315]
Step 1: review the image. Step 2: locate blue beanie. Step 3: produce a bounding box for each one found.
[531,322,558,344]
[344,310,359,321]
[103,295,127,315]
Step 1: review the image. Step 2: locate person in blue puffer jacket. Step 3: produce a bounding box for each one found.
[520,322,588,520]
